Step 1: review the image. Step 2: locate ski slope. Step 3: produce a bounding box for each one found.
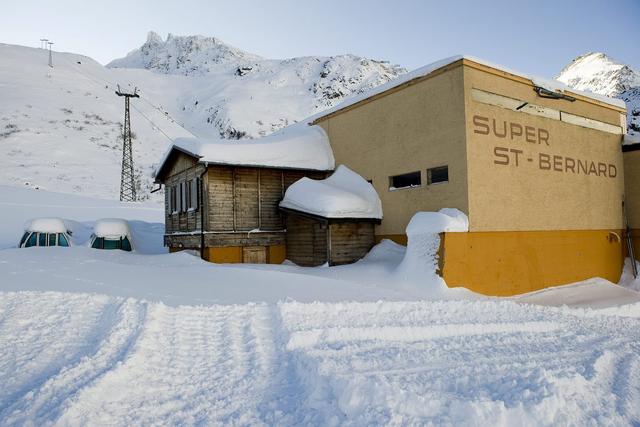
[1,187,640,425]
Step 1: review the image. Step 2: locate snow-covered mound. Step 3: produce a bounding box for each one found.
[280,165,382,218]
[156,124,334,175]
[24,217,69,234]
[396,209,469,295]
[92,218,132,239]
[557,52,640,137]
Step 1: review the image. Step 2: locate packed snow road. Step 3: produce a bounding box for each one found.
[1,292,639,426]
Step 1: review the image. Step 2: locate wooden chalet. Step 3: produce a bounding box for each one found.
[153,125,334,264]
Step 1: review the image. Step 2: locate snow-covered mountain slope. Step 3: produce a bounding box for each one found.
[107,31,406,139]
[0,36,404,201]
[107,31,262,75]
[557,52,640,137]
[0,43,193,201]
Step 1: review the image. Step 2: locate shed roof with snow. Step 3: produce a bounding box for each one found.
[279,165,382,220]
[154,123,334,181]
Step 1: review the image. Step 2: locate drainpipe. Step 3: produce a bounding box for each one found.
[199,164,208,260]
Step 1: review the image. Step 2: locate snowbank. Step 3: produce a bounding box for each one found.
[405,208,469,234]
[280,165,382,218]
[24,218,69,234]
[155,123,334,178]
[92,218,132,239]
[395,209,469,296]
[308,55,625,124]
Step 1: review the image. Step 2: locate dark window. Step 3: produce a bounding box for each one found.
[48,233,57,246]
[92,237,103,249]
[25,233,37,247]
[427,166,449,185]
[103,238,120,250]
[58,234,69,247]
[20,232,29,247]
[389,171,421,190]
[38,233,46,247]
[121,237,132,252]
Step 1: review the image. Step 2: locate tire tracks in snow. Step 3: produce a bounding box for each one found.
[1,296,148,426]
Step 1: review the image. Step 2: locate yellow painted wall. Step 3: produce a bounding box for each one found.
[624,149,640,229]
[441,230,625,296]
[268,244,286,264]
[463,63,625,232]
[317,63,469,236]
[204,245,286,264]
[205,246,243,263]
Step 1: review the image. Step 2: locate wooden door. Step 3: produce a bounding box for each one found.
[243,246,267,264]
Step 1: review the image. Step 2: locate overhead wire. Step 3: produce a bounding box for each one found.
[57,54,196,142]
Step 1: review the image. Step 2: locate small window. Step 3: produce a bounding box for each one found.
[427,166,449,185]
[92,237,103,249]
[189,179,198,210]
[25,233,37,248]
[180,182,187,212]
[58,234,69,247]
[389,171,421,190]
[19,232,30,247]
[48,233,57,246]
[121,237,132,252]
[38,233,46,247]
[103,238,120,250]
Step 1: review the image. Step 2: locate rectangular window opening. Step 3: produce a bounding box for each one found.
[389,171,421,191]
[427,166,449,185]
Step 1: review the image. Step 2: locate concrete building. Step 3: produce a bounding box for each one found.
[155,55,636,296]
[310,55,629,295]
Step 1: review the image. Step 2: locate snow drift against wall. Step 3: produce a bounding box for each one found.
[280,165,382,218]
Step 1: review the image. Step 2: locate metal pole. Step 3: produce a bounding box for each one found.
[47,42,54,67]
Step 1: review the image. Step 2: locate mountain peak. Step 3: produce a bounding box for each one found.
[146,30,163,45]
[108,31,262,75]
[557,52,639,137]
[557,51,640,97]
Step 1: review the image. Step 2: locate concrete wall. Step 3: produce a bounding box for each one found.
[316,63,469,236]
[624,147,640,260]
[463,61,626,232]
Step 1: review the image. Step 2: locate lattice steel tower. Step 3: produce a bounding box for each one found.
[116,86,139,202]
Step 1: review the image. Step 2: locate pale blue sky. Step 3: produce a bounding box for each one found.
[1,0,638,77]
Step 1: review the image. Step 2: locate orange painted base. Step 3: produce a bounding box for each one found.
[441,229,625,296]
[201,245,286,264]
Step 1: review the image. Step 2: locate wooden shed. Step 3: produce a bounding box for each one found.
[153,125,334,264]
[281,209,378,266]
[279,165,383,266]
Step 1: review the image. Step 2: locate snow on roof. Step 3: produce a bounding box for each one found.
[25,217,68,233]
[307,55,625,124]
[93,218,132,238]
[154,123,334,179]
[279,165,382,219]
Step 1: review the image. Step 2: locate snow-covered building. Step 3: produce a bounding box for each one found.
[154,124,332,263]
[155,55,636,296]
[279,165,382,266]
[309,55,630,296]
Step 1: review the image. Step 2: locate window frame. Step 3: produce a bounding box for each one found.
[427,165,449,185]
[388,171,422,191]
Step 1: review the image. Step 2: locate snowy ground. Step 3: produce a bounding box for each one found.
[1,186,640,425]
